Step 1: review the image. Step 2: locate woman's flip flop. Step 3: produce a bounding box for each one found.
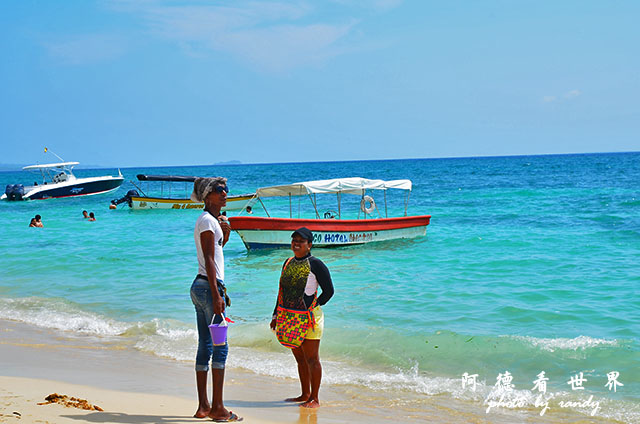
[211,411,243,422]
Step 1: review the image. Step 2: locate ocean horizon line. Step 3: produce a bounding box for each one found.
[1,150,637,172]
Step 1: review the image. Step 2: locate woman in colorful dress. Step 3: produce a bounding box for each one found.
[270,227,334,408]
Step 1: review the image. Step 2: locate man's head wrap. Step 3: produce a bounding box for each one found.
[190,177,227,202]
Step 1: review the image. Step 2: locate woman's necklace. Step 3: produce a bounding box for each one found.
[205,208,220,218]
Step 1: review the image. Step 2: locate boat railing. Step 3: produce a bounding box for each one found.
[129,175,256,204]
[130,175,195,200]
[248,188,412,221]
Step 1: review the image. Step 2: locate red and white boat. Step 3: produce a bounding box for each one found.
[228,177,430,250]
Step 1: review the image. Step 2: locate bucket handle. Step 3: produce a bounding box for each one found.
[210,313,228,327]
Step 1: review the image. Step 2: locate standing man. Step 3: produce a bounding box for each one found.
[189,177,241,422]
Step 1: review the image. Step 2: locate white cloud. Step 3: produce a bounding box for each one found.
[329,0,403,12]
[220,23,354,71]
[543,89,582,103]
[564,89,582,99]
[109,0,359,71]
[371,0,404,12]
[44,34,128,65]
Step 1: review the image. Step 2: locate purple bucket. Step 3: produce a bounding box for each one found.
[208,315,228,346]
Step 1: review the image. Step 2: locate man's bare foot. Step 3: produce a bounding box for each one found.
[300,399,320,408]
[285,395,309,402]
[193,405,211,418]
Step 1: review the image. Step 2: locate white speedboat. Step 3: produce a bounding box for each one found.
[2,162,124,201]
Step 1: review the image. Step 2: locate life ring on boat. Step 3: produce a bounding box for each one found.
[324,210,338,219]
[360,195,376,214]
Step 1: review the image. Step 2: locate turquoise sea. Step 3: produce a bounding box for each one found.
[1,152,638,422]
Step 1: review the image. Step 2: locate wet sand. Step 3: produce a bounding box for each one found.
[0,319,621,423]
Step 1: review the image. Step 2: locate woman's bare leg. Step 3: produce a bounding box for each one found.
[194,370,211,418]
[208,368,231,420]
[300,340,321,408]
[285,345,311,402]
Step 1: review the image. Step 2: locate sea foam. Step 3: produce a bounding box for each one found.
[511,335,619,352]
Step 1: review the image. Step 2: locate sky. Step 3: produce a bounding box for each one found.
[1,0,639,167]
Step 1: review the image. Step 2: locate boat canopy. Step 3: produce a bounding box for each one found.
[256,177,412,197]
[23,162,79,170]
[137,174,197,182]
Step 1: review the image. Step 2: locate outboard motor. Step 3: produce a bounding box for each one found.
[111,189,139,207]
[4,184,25,201]
[13,184,25,200]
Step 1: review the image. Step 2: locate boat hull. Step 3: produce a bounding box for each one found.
[2,176,124,200]
[129,195,254,211]
[228,215,430,249]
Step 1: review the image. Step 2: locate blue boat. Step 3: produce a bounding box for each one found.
[2,161,124,201]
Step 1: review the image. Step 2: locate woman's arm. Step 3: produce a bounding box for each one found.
[201,230,225,315]
[310,258,334,306]
[218,215,231,247]
[269,258,290,330]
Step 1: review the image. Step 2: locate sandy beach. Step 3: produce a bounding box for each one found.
[0,320,444,424]
[2,319,625,424]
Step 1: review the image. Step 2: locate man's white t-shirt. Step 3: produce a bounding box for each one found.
[194,211,225,281]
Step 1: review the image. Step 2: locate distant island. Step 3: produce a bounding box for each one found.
[213,160,242,165]
[0,161,243,171]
